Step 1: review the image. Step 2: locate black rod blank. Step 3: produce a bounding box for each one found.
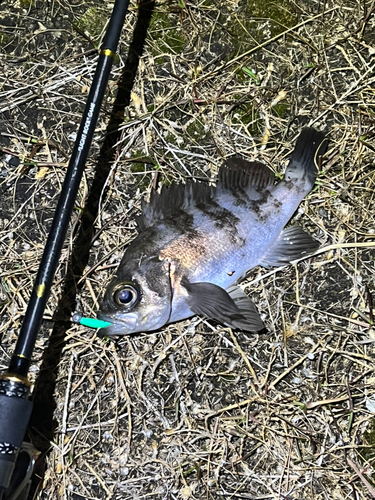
[8,0,130,378]
[0,1,130,497]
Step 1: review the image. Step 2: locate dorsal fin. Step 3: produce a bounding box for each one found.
[139,181,215,231]
[218,158,276,191]
[138,158,276,231]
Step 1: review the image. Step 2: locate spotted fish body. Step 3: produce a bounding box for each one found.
[98,128,327,335]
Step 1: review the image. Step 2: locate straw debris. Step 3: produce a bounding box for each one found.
[1,0,375,498]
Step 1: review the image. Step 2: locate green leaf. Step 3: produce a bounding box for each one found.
[242,67,260,84]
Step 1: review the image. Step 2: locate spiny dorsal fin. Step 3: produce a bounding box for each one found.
[218,158,276,191]
[138,158,276,232]
[139,181,215,231]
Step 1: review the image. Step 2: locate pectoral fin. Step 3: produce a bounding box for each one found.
[227,285,265,331]
[261,226,319,267]
[182,280,265,332]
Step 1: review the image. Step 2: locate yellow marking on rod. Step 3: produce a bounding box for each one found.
[0,374,31,386]
[101,48,116,58]
[36,284,45,298]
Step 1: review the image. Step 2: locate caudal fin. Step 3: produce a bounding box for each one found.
[284,127,328,190]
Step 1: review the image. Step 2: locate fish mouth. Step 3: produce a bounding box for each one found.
[96,312,138,336]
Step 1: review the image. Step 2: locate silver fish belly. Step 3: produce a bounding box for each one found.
[97,127,328,336]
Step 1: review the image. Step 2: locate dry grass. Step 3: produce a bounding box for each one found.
[1,0,375,498]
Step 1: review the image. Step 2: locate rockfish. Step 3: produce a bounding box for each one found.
[98,127,327,336]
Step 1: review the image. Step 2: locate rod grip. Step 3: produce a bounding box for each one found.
[0,394,33,490]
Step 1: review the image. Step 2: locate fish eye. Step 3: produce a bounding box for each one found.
[113,284,139,309]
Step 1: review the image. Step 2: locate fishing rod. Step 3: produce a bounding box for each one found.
[0,1,130,497]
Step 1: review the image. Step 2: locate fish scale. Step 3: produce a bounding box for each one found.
[98,127,328,336]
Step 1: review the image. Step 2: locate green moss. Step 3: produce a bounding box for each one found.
[186,119,207,141]
[231,101,263,135]
[161,176,173,187]
[76,7,107,42]
[129,151,179,190]
[201,0,214,6]
[219,374,237,381]
[130,164,150,191]
[362,419,375,464]
[148,10,185,56]
[227,0,298,57]
[129,152,165,191]
[130,162,145,174]
[20,0,35,6]
[273,102,289,118]
[129,151,154,192]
